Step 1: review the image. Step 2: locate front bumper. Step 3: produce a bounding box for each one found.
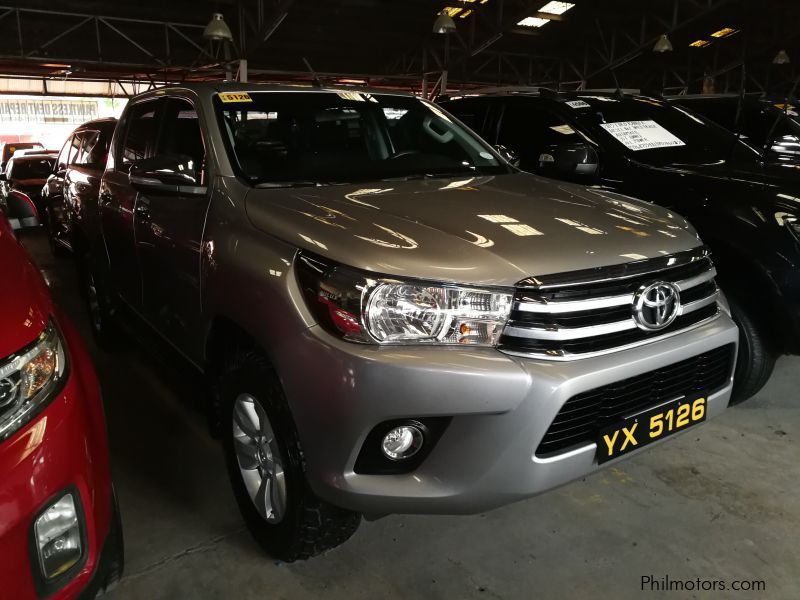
[277,313,738,515]
[0,312,114,599]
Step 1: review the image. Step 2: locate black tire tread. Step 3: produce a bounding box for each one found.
[729,297,776,404]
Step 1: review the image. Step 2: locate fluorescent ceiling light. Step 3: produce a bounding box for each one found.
[442,7,463,17]
[710,27,738,38]
[538,2,574,15]
[460,9,473,18]
[517,16,550,27]
[689,39,710,48]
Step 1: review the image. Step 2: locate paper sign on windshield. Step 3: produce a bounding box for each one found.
[600,120,685,151]
[565,100,590,109]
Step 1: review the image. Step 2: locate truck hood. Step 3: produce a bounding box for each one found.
[245,173,701,286]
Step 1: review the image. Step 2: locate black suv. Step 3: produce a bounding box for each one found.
[442,90,800,401]
[669,93,800,170]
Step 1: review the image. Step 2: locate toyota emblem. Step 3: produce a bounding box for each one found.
[632,282,681,331]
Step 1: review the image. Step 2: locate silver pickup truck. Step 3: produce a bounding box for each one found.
[72,83,738,561]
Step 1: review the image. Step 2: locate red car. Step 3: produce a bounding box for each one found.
[0,211,122,597]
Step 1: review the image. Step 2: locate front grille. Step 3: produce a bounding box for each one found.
[535,344,735,457]
[499,248,720,359]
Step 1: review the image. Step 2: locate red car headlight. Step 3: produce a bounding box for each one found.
[0,320,68,442]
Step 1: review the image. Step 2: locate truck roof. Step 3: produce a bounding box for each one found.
[131,81,417,102]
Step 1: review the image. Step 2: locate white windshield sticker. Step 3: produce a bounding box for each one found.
[550,124,575,135]
[565,100,590,109]
[600,120,685,151]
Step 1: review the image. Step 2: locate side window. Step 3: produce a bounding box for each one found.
[498,100,580,171]
[155,98,206,183]
[67,134,83,166]
[121,101,160,167]
[56,136,74,170]
[688,100,737,131]
[74,130,106,166]
[443,99,489,136]
[739,105,777,151]
[72,132,94,166]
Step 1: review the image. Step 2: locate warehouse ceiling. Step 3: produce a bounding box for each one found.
[0,0,797,95]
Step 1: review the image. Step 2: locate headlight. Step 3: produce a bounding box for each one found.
[296,254,513,346]
[0,321,67,442]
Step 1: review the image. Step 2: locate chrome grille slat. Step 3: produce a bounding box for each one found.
[675,267,717,291]
[499,252,721,359]
[504,318,636,341]
[515,294,632,314]
[679,290,719,315]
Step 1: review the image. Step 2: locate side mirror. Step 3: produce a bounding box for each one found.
[129,155,207,196]
[494,144,521,167]
[538,141,599,180]
[1,191,40,231]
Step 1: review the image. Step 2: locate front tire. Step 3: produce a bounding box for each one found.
[219,352,360,561]
[729,297,776,404]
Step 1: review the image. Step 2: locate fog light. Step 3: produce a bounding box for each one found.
[381,425,423,460]
[34,493,82,579]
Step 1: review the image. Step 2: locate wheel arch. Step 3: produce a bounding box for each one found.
[702,234,785,350]
[204,314,276,436]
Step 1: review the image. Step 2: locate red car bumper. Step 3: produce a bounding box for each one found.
[0,310,117,599]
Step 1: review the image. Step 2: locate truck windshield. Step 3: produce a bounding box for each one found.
[569,96,760,167]
[215,91,509,185]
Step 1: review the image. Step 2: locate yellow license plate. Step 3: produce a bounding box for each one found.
[596,396,707,464]
[218,92,253,103]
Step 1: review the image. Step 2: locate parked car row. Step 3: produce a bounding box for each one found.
[0,82,792,587]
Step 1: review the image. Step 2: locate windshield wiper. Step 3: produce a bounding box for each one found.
[254,180,325,189]
[380,172,474,182]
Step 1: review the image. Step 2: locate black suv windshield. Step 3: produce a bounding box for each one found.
[8,157,54,179]
[216,91,508,184]
[568,95,759,167]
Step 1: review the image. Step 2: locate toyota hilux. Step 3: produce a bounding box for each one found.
[70,83,738,561]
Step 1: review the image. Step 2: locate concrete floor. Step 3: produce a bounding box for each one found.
[21,230,799,599]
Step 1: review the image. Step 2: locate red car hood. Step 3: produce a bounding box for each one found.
[0,215,50,357]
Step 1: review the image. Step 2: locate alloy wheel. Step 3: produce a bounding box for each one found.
[232,393,287,523]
